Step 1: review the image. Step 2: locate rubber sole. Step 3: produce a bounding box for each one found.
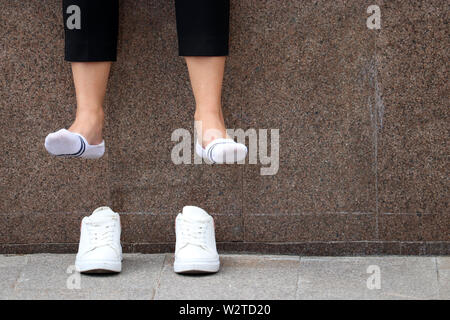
[174,259,220,274]
[75,260,122,273]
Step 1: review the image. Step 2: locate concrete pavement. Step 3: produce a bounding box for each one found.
[0,254,448,300]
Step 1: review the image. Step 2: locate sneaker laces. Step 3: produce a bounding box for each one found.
[86,218,116,249]
[179,218,208,249]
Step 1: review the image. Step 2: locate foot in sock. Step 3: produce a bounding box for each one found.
[75,207,122,273]
[196,138,247,164]
[44,129,105,159]
[194,111,247,164]
[174,206,220,274]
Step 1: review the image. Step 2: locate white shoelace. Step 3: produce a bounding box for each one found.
[179,219,208,249]
[86,219,116,249]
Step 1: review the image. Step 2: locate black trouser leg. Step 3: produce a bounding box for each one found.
[63,0,119,62]
[175,0,230,56]
[62,0,230,61]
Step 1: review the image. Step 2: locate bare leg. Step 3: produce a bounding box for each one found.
[68,62,111,145]
[185,56,228,147]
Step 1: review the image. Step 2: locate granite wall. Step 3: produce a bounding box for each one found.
[0,1,448,255]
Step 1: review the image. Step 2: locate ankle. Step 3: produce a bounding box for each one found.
[70,109,104,145]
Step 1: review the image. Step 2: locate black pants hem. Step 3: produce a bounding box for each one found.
[63,0,230,61]
[65,45,118,62]
[178,36,229,57]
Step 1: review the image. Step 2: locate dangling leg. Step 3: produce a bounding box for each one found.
[175,0,246,164]
[45,0,118,159]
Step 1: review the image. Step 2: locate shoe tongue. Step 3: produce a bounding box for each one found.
[91,206,116,219]
[182,206,210,221]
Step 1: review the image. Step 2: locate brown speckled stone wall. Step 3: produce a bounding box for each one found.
[0,1,448,255]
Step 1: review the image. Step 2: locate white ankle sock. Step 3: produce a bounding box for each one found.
[196,138,247,164]
[44,129,105,159]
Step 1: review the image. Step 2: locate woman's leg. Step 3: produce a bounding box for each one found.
[64,0,119,144]
[68,62,110,145]
[45,0,118,158]
[175,0,230,147]
[185,56,227,146]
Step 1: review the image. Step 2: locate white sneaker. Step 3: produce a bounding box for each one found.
[174,206,220,273]
[75,207,122,273]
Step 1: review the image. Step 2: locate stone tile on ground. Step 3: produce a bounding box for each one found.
[0,255,28,299]
[296,257,439,299]
[155,254,300,300]
[12,254,165,299]
[437,257,450,299]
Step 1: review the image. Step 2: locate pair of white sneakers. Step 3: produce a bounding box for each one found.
[75,206,220,274]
